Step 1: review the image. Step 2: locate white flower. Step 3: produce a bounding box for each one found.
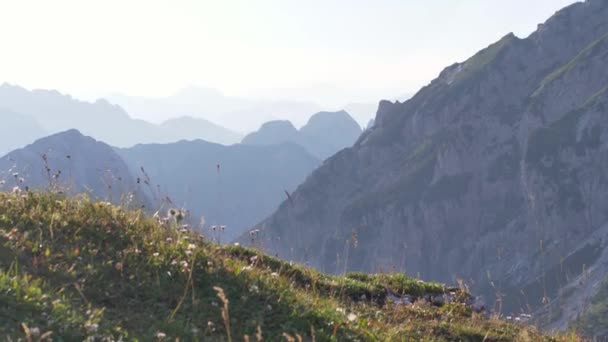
[166,237,173,243]
[234,242,240,246]
[153,252,159,257]
[271,272,279,277]
[85,323,99,332]
[336,307,345,314]
[156,331,166,339]
[347,313,357,322]
[29,327,41,337]
[187,243,196,250]
[185,250,192,256]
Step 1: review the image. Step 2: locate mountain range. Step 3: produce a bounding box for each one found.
[0,83,242,151]
[239,0,608,336]
[242,110,362,159]
[107,87,382,133]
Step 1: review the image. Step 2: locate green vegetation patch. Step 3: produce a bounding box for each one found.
[0,192,577,341]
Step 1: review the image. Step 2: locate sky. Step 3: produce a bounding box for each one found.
[0,0,579,109]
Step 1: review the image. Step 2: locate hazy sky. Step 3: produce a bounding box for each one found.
[0,0,578,107]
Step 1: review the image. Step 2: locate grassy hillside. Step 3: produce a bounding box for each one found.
[0,192,579,341]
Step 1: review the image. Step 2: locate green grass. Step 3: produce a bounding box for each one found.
[532,33,608,98]
[0,192,580,341]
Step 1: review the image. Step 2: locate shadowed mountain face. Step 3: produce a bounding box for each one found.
[0,84,242,149]
[0,109,48,156]
[117,140,320,241]
[242,111,362,160]
[239,0,608,334]
[0,130,141,204]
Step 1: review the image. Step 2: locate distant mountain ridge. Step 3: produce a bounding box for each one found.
[0,108,48,156]
[242,110,362,159]
[0,129,141,204]
[108,87,325,133]
[0,83,242,152]
[117,139,320,241]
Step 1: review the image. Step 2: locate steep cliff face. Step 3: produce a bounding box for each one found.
[241,0,608,332]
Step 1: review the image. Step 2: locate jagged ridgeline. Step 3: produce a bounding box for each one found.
[0,193,576,340]
[239,0,608,337]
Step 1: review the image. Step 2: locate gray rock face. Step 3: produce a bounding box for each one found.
[239,0,608,334]
[242,111,362,160]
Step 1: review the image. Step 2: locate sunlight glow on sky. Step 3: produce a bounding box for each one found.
[0,0,579,107]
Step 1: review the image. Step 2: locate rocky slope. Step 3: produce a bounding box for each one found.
[242,110,362,160]
[240,0,608,336]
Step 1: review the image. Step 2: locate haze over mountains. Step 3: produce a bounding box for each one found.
[240,0,608,336]
[242,110,362,159]
[0,83,243,150]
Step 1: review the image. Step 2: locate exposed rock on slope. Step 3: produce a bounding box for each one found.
[242,110,362,160]
[241,0,608,334]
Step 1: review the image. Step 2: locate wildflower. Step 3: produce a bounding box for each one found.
[347,313,357,322]
[0,180,5,185]
[234,242,240,246]
[187,243,196,250]
[85,323,99,333]
[166,237,173,243]
[114,262,123,271]
[207,261,213,267]
[180,260,188,268]
[220,225,226,231]
[153,252,159,257]
[185,250,192,256]
[11,186,21,194]
[167,271,172,277]
[191,326,200,334]
[171,259,178,266]
[271,272,278,277]
[249,284,259,293]
[267,304,272,310]
[12,172,18,178]
[249,255,258,263]
[29,327,41,337]
[336,307,345,314]
[211,225,217,231]
[156,331,166,339]
[211,301,219,307]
